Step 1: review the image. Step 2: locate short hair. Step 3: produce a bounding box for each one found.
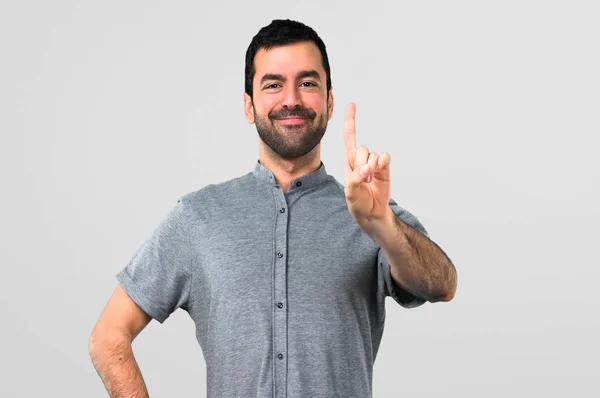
[244,19,332,99]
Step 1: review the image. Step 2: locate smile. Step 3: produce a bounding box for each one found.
[276,117,308,125]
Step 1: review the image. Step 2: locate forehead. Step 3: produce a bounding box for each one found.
[253,41,324,80]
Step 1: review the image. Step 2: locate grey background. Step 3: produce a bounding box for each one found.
[1,1,598,397]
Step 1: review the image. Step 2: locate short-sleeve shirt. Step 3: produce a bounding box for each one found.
[116,160,430,398]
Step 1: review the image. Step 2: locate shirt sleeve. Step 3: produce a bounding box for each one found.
[378,198,429,309]
[116,197,192,323]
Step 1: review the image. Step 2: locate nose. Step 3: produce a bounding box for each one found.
[281,85,302,109]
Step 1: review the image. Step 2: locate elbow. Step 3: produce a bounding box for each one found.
[88,327,100,357]
[437,264,458,302]
[88,325,107,356]
[427,289,454,303]
[436,288,456,302]
[428,275,457,303]
[88,328,107,364]
[88,330,103,368]
[88,327,130,363]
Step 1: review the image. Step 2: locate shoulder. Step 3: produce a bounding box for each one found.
[181,172,253,201]
[175,172,256,217]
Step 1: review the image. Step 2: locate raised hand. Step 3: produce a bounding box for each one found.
[344,103,392,233]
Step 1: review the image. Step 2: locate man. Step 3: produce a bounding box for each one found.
[89,19,457,398]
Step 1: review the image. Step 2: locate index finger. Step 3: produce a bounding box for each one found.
[344,102,356,157]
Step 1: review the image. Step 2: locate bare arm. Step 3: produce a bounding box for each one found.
[89,284,152,397]
[372,207,458,302]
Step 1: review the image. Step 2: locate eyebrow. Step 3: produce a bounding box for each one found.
[259,70,322,86]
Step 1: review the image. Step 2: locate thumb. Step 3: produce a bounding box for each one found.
[345,164,370,202]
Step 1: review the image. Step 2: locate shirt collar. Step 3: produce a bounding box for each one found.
[252,159,329,192]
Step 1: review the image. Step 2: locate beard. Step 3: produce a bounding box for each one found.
[254,104,328,159]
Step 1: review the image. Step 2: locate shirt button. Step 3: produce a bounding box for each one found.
[277,302,283,308]
[277,353,284,360]
[280,208,285,213]
[296,181,302,187]
[277,252,283,258]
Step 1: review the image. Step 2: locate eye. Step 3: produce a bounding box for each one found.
[300,81,317,87]
[265,83,281,89]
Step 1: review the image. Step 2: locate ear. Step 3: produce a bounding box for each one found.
[244,92,255,124]
[327,88,334,120]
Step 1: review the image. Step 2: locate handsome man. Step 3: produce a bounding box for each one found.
[89,19,457,398]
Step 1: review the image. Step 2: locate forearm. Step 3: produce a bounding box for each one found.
[371,209,457,302]
[89,332,149,398]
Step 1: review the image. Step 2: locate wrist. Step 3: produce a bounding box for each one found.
[367,207,400,244]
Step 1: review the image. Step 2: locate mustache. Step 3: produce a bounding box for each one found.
[269,107,316,120]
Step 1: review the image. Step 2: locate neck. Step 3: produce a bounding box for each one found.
[258,144,322,193]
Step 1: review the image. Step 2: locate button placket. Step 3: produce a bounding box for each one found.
[273,193,288,397]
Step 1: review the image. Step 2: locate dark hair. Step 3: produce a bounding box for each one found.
[244,19,332,99]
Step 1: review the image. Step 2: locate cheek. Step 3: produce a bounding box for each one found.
[255,98,278,117]
[302,94,327,112]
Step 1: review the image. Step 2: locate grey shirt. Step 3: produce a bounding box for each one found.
[117,160,430,398]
